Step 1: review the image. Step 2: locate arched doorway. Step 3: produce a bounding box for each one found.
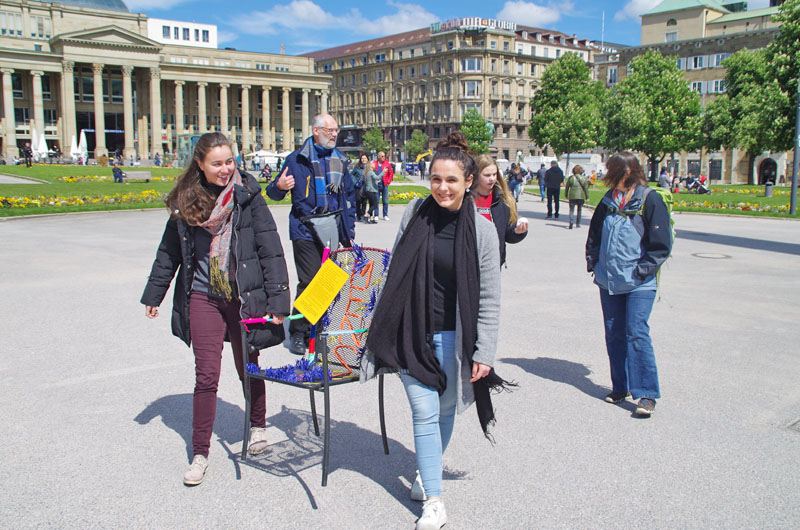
[758,158,777,184]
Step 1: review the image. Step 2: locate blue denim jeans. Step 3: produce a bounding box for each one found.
[599,288,660,400]
[379,185,390,217]
[400,331,458,498]
[538,181,546,200]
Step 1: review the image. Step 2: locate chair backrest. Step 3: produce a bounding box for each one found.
[315,246,391,381]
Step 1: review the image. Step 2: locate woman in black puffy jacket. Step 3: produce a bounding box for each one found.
[141,132,290,486]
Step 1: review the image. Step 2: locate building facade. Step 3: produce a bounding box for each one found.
[303,18,594,161]
[0,0,331,160]
[613,0,791,184]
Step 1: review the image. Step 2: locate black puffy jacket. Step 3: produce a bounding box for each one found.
[141,172,291,351]
[486,188,527,266]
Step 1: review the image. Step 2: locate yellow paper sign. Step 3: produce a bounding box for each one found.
[293,259,349,325]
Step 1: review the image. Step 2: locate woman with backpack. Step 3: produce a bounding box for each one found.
[564,164,590,229]
[585,152,672,417]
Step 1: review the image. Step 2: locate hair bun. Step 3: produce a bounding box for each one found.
[435,131,469,153]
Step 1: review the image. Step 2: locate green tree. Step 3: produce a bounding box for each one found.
[530,52,605,174]
[703,49,789,184]
[460,109,493,154]
[604,50,702,180]
[765,0,800,151]
[362,126,389,155]
[404,129,430,160]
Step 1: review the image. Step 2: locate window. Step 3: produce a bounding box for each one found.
[410,49,415,57]
[12,73,23,98]
[503,82,510,96]
[503,60,510,74]
[14,107,30,125]
[447,41,454,50]
[530,64,536,76]
[422,64,428,76]
[503,41,509,51]
[690,81,705,94]
[517,47,523,54]
[435,61,441,73]
[490,41,496,49]
[174,27,179,40]
[195,29,199,41]
[29,15,51,39]
[397,68,403,80]
[420,84,426,98]
[183,28,190,40]
[362,56,368,65]
[323,63,332,72]
[111,79,122,103]
[710,79,726,93]
[362,73,368,84]
[202,30,209,42]
[162,25,170,38]
[375,53,386,63]
[44,108,57,127]
[607,66,618,85]
[676,57,686,70]
[434,127,440,137]
[543,48,549,58]
[666,31,678,42]
[434,83,440,97]
[0,11,23,36]
[410,67,415,78]
[82,77,94,102]
[377,70,384,82]
[517,63,523,75]
[690,55,705,69]
[491,59,496,72]
[460,103,481,116]
[41,75,51,100]
[194,58,210,65]
[710,53,730,67]
[556,49,561,58]
[447,60,453,72]
[531,46,536,56]
[667,18,677,26]
[461,58,482,72]
[350,74,355,86]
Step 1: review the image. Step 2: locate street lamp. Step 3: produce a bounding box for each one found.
[403,112,408,163]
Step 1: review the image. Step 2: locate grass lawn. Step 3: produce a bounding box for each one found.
[525,183,798,218]
[0,165,430,217]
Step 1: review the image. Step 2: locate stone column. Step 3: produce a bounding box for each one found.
[282,87,291,150]
[240,84,250,151]
[197,82,207,132]
[261,86,271,150]
[31,71,45,139]
[321,90,329,114]
[301,88,311,138]
[121,66,135,159]
[174,80,184,135]
[2,68,18,157]
[60,61,76,152]
[149,67,162,156]
[219,83,229,135]
[92,63,107,157]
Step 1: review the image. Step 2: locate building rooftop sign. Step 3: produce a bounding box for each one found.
[430,17,517,34]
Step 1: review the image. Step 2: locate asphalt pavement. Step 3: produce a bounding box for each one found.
[1,189,798,529]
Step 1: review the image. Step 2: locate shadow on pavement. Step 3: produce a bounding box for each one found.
[502,356,609,401]
[135,397,467,509]
[676,229,800,255]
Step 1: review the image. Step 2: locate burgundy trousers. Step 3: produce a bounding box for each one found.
[189,292,266,458]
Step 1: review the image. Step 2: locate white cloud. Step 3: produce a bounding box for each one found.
[614,0,662,22]
[232,0,436,37]
[125,0,189,10]
[496,1,571,27]
[217,30,237,45]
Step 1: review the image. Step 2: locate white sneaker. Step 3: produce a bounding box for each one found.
[183,455,208,486]
[248,426,268,455]
[411,470,427,501]
[384,215,390,221]
[416,499,447,530]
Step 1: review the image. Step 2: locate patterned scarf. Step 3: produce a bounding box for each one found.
[199,169,243,300]
[298,137,346,213]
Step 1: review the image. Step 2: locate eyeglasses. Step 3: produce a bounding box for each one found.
[317,126,339,135]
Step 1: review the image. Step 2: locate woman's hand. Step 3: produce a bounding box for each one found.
[514,217,528,234]
[265,314,285,325]
[470,362,491,383]
[145,306,159,319]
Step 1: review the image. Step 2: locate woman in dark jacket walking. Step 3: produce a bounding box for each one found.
[471,154,528,266]
[585,151,672,417]
[141,132,291,486]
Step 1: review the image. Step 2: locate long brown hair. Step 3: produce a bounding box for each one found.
[602,151,648,190]
[472,154,518,225]
[167,132,232,225]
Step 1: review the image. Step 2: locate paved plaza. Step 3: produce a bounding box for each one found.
[1,190,799,529]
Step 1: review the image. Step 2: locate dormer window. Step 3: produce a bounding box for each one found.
[667,19,677,26]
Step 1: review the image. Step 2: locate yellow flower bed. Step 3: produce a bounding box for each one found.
[57,175,175,183]
[710,186,790,196]
[0,189,167,208]
[675,199,790,213]
[389,190,426,201]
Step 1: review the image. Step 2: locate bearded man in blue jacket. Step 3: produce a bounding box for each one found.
[267,113,356,355]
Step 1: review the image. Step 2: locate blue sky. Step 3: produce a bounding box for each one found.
[125,0,773,55]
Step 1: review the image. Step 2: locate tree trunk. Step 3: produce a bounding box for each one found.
[648,155,658,182]
[749,153,756,185]
[565,152,571,180]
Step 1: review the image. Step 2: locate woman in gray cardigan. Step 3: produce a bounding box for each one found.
[362,132,511,530]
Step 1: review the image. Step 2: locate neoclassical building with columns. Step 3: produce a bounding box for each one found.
[0,0,331,160]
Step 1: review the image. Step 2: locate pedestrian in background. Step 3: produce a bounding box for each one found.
[658,167,671,189]
[362,132,513,530]
[141,132,290,485]
[351,154,367,222]
[544,160,565,219]
[585,151,672,417]
[536,163,547,202]
[565,164,590,229]
[472,154,528,265]
[375,151,394,220]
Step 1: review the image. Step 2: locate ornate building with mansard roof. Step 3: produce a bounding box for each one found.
[0,0,331,160]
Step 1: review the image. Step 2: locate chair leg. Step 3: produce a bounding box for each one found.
[309,389,320,436]
[322,381,330,487]
[240,325,252,461]
[379,373,389,455]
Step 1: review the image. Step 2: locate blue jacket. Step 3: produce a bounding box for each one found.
[266,138,356,244]
[586,186,672,295]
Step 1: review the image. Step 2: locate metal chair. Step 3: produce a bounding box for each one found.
[240,246,391,486]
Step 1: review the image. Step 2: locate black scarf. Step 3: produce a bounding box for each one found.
[366,195,515,440]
